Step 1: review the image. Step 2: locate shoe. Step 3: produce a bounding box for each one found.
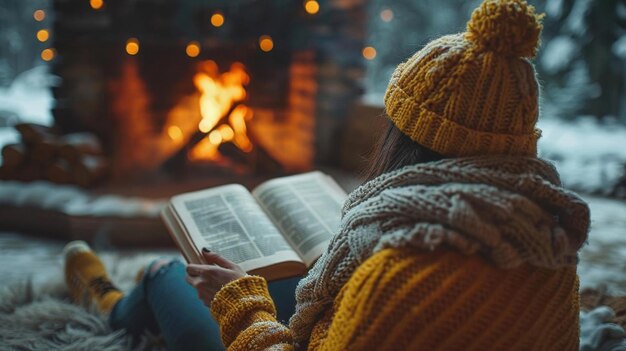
[63,240,123,313]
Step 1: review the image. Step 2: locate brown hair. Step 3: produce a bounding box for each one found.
[363,118,444,181]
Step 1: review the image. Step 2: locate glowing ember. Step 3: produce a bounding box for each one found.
[184,61,253,161]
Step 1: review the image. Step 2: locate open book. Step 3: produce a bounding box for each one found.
[161,171,348,281]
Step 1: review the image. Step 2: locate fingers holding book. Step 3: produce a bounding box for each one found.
[185,249,247,306]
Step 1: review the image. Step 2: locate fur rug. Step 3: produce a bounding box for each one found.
[0,251,178,351]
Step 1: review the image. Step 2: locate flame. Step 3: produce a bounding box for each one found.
[229,105,253,152]
[185,61,253,161]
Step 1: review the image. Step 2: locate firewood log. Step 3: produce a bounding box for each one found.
[15,123,58,144]
[163,102,243,171]
[59,132,103,163]
[217,142,250,165]
[14,163,44,182]
[1,143,27,170]
[31,137,60,164]
[0,164,9,180]
[74,155,108,187]
[46,159,73,184]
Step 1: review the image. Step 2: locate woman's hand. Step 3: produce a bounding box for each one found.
[185,249,247,307]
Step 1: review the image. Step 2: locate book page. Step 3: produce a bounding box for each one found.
[170,185,302,272]
[252,172,347,266]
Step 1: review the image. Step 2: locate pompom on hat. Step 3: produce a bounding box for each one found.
[384,0,544,157]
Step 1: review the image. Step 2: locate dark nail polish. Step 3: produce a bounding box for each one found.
[202,247,211,253]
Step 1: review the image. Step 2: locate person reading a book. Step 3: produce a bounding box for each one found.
[62,0,591,349]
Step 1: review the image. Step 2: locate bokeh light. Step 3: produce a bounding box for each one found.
[211,13,225,27]
[304,0,320,15]
[33,10,46,22]
[36,29,49,42]
[362,46,377,60]
[125,38,140,55]
[41,48,55,62]
[259,35,274,52]
[90,0,104,10]
[380,8,394,22]
[186,42,201,58]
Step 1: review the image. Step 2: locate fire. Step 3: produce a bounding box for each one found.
[185,61,253,161]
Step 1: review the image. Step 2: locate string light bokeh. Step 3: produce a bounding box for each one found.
[186,42,201,58]
[33,9,46,22]
[125,38,140,55]
[27,1,379,74]
[41,48,55,61]
[304,0,320,15]
[362,46,377,60]
[380,8,393,22]
[36,29,49,43]
[211,13,225,27]
[90,0,104,10]
[259,35,274,52]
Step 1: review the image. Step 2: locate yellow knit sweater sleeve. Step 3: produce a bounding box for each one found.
[211,275,294,351]
[318,248,580,351]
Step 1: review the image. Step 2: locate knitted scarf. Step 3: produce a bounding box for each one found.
[289,156,590,346]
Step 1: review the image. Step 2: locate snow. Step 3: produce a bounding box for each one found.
[0,181,165,217]
[538,117,626,195]
[578,195,626,295]
[0,65,54,126]
[0,65,55,163]
[580,306,626,349]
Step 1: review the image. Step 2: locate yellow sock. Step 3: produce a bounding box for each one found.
[63,241,123,313]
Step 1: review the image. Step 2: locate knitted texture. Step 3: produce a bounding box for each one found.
[212,276,292,349]
[322,249,580,350]
[384,0,543,157]
[211,249,581,350]
[290,156,589,345]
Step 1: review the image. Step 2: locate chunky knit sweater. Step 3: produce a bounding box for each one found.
[212,248,580,350]
[211,157,588,350]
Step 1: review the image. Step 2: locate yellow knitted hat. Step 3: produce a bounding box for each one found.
[384,0,544,157]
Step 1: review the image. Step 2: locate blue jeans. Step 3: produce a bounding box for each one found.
[109,260,299,351]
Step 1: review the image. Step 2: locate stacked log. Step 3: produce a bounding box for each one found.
[0,123,108,187]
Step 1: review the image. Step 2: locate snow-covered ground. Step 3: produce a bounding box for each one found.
[578,195,626,295]
[0,65,53,126]
[0,65,54,163]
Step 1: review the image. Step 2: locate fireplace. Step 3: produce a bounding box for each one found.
[50,0,367,182]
